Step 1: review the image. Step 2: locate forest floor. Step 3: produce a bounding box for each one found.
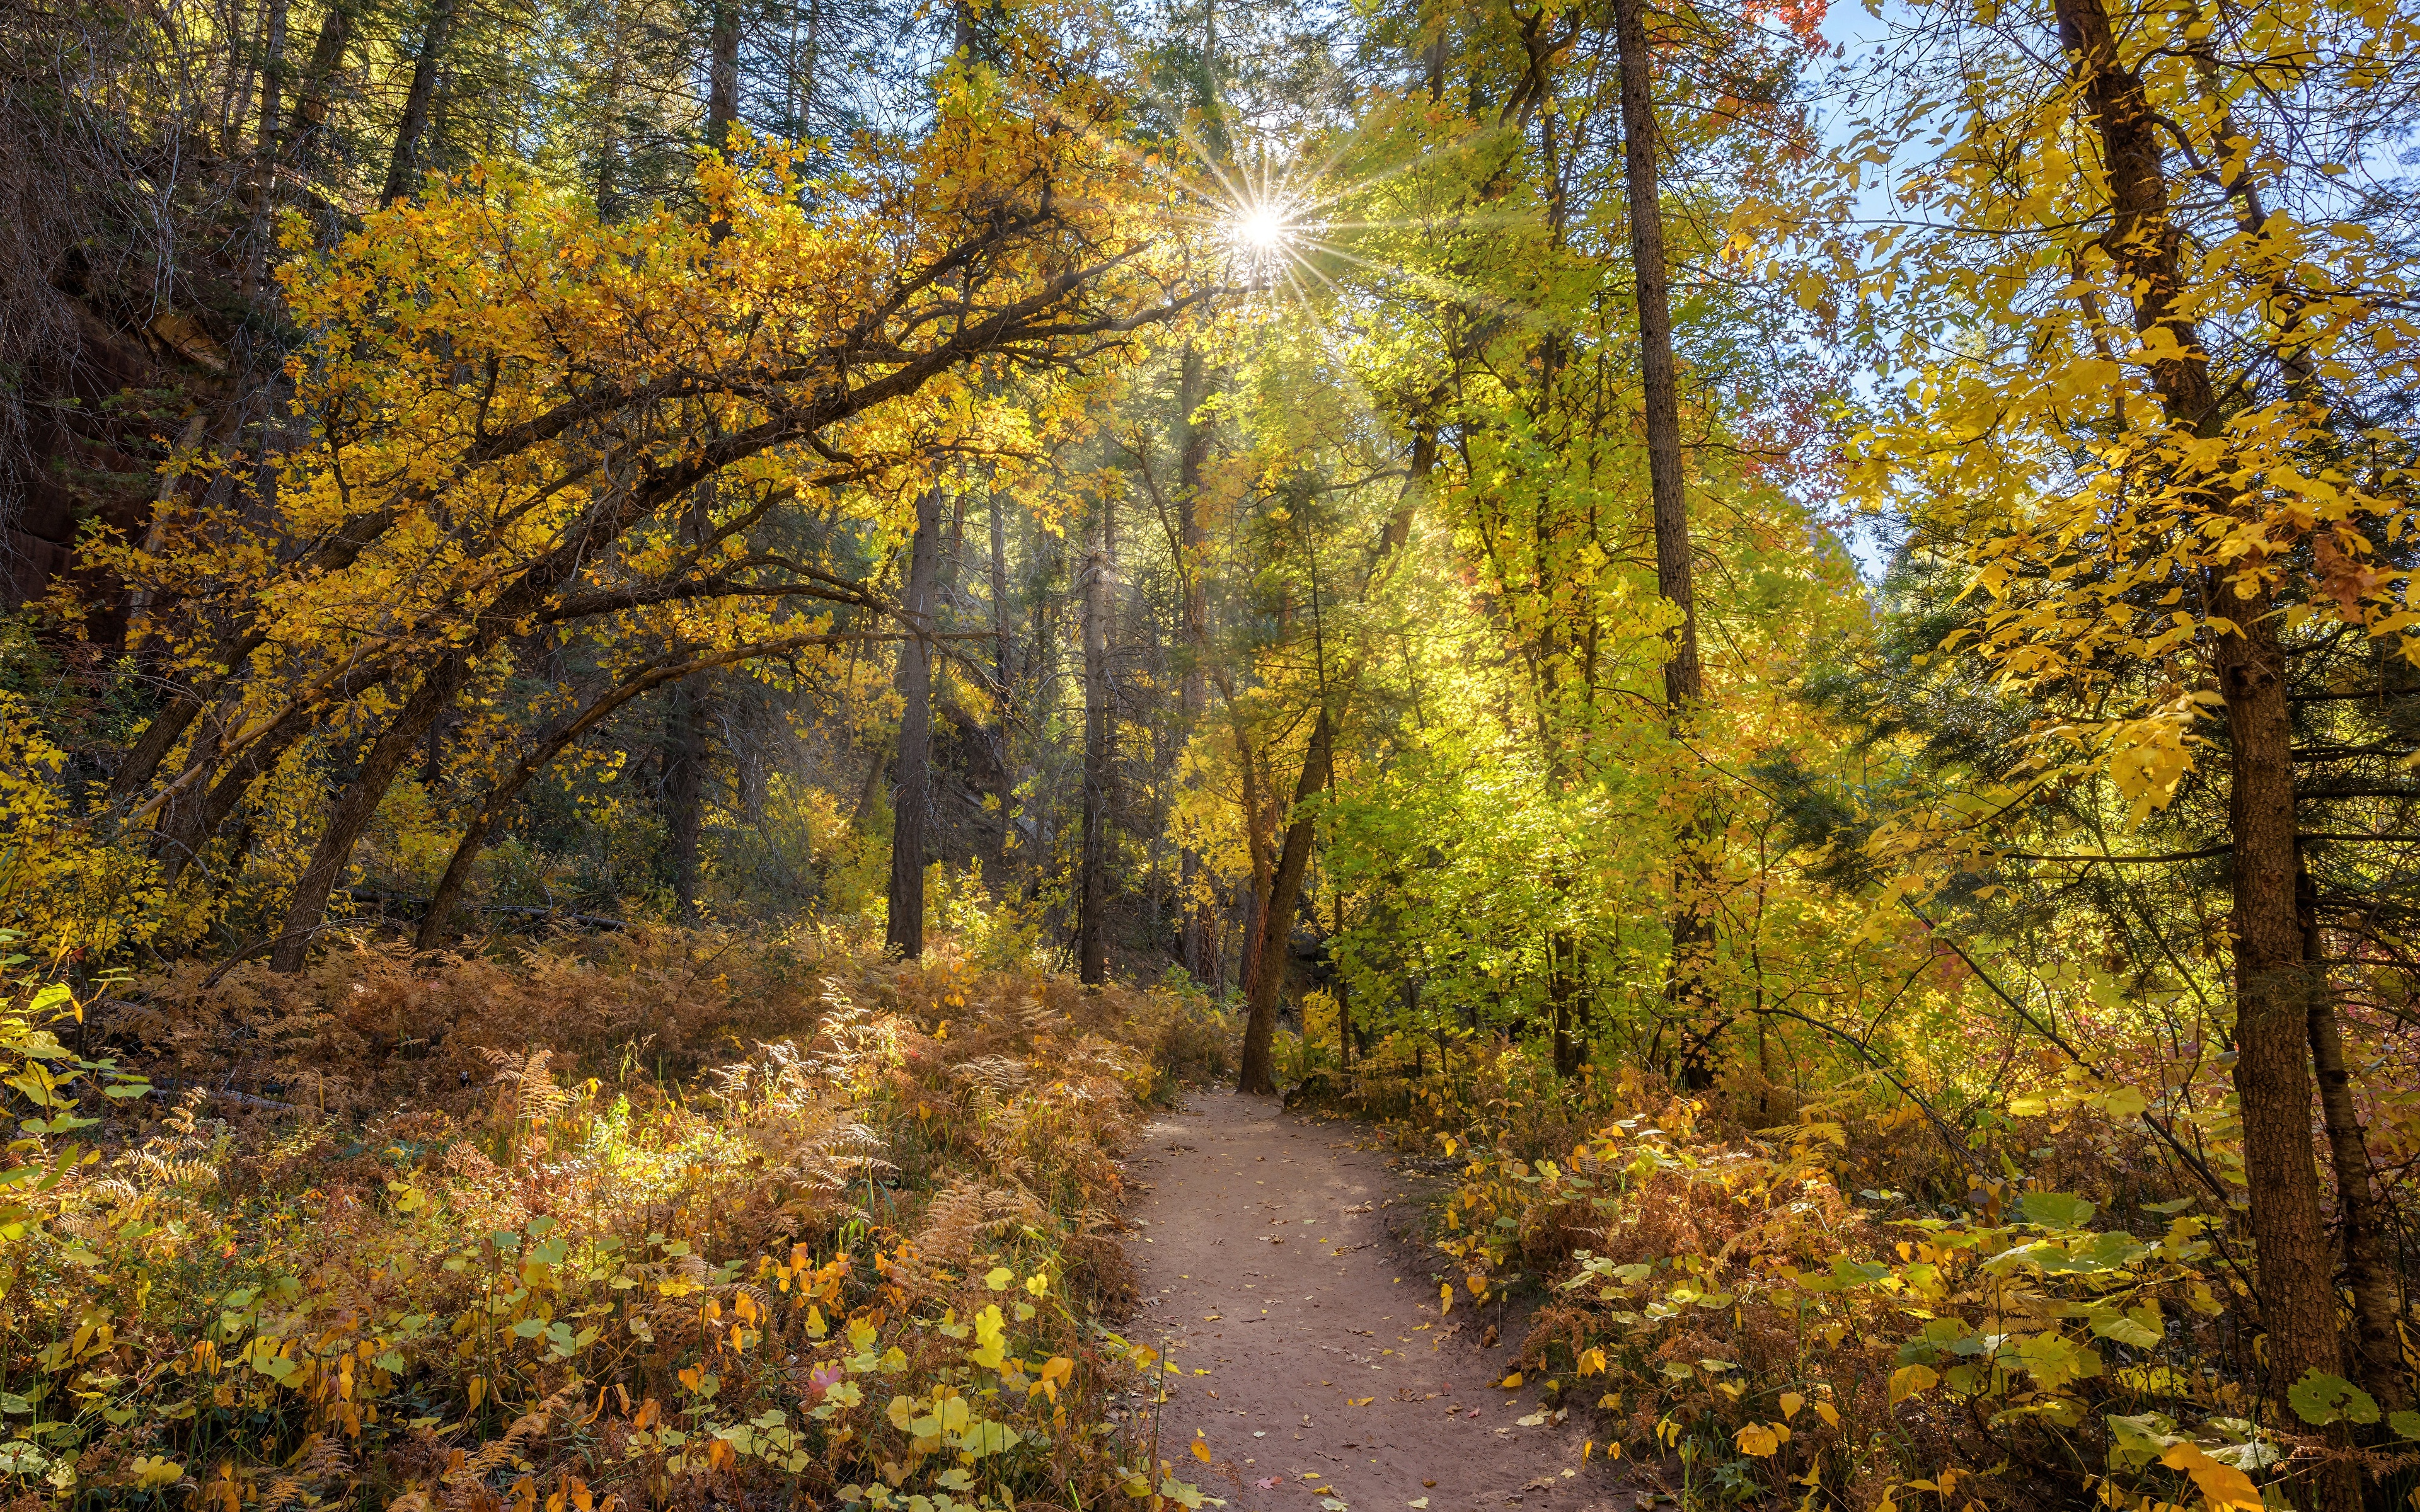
[1120,1090,1651,1512]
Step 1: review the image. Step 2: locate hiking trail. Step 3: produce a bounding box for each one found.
[1117,1091,1651,1512]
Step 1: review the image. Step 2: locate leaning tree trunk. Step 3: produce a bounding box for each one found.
[1223,680,1273,1000]
[885,488,945,959]
[1237,708,1332,1096]
[270,652,471,970]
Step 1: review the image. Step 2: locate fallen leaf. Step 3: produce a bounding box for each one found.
[1349,1397,1374,1407]
[1253,1477,1281,1490]
[1409,1501,1429,1509]
[1499,1373,1523,1389]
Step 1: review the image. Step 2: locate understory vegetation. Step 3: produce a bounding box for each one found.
[1313,1036,2417,1512]
[0,926,1230,1508]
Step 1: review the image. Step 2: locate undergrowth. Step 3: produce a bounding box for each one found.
[1323,1040,2419,1512]
[0,926,1234,1510]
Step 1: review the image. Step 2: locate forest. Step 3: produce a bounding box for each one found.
[1,0,2416,1503]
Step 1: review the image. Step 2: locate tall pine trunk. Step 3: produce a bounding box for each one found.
[1613,0,1713,1081]
[2049,0,2349,1494]
[379,0,460,205]
[885,488,945,959]
[1078,498,1113,983]
[2300,863,2411,1414]
[988,487,1017,871]
[1175,345,1219,987]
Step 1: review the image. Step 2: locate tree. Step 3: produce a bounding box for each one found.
[886,487,946,958]
[1843,0,2420,1477]
[98,66,1199,969]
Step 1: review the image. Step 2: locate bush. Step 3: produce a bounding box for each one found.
[0,926,1216,1510]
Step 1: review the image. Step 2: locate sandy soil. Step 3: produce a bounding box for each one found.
[1115,1090,1648,1512]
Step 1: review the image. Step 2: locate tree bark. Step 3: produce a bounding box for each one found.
[885,488,944,959]
[988,486,1016,868]
[1175,345,1219,987]
[1232,698,1273,1001]
[379,0,460,206]
[240,0,287,295]
[417,633,856,950]
[1613,0,1714,1077]
[279,0,352,175]
[270,651,473,971]
[659,489,716,919]
[2301,866,2411,1414]
[2051,0,2349,1480]
[1238,707,1332,1095]
[1078,498,1113,983]
[708,0,740,151]
[1332,891,1351,1070]
[662,679,709,918]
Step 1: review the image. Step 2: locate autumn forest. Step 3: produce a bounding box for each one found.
[1,0,2416,1503]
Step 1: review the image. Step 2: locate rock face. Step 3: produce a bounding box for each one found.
[7,303,165,609]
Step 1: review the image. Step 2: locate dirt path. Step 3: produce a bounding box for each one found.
[1117,1090,1642,1512]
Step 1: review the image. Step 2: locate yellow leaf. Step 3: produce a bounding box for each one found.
[1779,1392,1804,1421]
[2160,1443,2262,1511]
[1190,1438,1212,1463]
[1736,1423,1784,1457]
[1888,1365,1937,1405]
[1500,1373,1522,1389]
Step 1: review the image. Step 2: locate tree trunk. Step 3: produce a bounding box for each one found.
[1175,344,1219,987]
[1332,891,1351,1070]
[270,652,472,970]
[2300,864,2411,1415]
[1548,927,1581,1077]
[885,488,945,959]
[1230,692,1273,1000]
[1077,500,1112,983]
[988,486,1016,868]
[660,488,715,919]
[280,0,352,175]
[1613,0,1714,1073]
[662,679,708,918]
[1238,708,1332,1096]
[708,0,739,150]
[240,0,287,295]
[379,0,460,206]
[418,633,845,951]
[2049,0,2349,1481]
